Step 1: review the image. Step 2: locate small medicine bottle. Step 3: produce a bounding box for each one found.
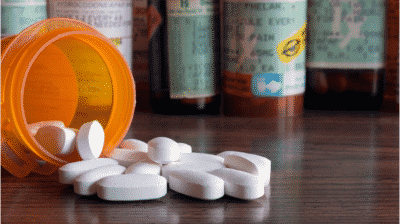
[1,0,47,38]
[304,0,387,111]
[148,0,221,115]
[221,0,307,117]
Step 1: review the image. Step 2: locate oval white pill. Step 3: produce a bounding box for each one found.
[29,120,65,135]
[148,137,180,164]
[169,170,224,200]
[59,158,119,184]
[76,120,105,160]
[208,168,265,200]
[178,152,224,163]
[73,165,126,195]
[162,161,225,182]
[96,174,167,201]
[110,148,153,167]
[119,139,148,152]
[223,152,271,186]
[178,143,192,154]
[125,162,161,175]
[34,126,76,156]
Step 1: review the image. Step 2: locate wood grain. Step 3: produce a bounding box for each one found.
[2,111,399,223]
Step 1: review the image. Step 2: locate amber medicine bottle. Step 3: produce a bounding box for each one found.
[221,0,307,117]
[381,0,398,113]
[148,0,221,115]
[304,0,387,111]
[1,18,135,178]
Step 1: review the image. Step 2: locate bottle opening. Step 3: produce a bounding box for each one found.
[2,18,135,177]
[23,35,114,130]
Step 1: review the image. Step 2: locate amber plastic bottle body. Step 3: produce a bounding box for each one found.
[304,0,387,112]
[148,0,221,115]
[381,0,399,112]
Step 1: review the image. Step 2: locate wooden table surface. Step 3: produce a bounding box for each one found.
[2,111,399,223]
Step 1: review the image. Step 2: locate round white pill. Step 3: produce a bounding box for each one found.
[76,120,105,160]
[169,170,225,200]
[110,148,153,167]
[59,158,119,184]
[29,120,65,135]
[34,126,76,156]
[147,137,180,164]
[118,139,148,152]
[73,164,126,196]
[96,174,167,201]
[125,162,161,175]
[178,143,192,154]
[162,161,225,182]
[208,168,265,200]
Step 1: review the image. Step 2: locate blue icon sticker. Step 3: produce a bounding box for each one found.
[251,73,284,97]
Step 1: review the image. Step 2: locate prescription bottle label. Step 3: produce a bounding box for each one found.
[222,0,306,98]
[49,0,133,68]
[306,0,386,69]
[167,0,220,99]
[1,0,47,37]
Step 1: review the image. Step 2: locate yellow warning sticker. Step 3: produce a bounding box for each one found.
[276,22,307,63]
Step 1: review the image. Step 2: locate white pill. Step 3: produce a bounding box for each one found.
[29,120,65,135]
[96,174,167,201]
[73,165,126,196]
[147,137,180,164]
[162,161,225,182]
[34,126,76,156]
[110,148,153,167]
[178,143,192,153]
[59,158,118,184]
[178,152,224,163]
[76,120,105,160]
[119,139,148,152]
[169,170,224,200]
[222,152,271,186]
[208,168,265,200]
[125,162,161,175]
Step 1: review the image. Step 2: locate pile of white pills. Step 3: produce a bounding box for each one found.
[31,120,272,201]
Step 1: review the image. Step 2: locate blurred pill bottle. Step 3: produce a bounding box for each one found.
[304,0,387,111]
[48,0,134,69]
[1,18,135,178]
[132,0,153,112]
[148,0,221,115]
[1,0,47,38]
[381,0,398,113]
[221,0,307,117]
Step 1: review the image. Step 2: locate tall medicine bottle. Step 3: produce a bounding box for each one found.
[304,0,387,111]
[221,0,307,117]
[148,0,221,115]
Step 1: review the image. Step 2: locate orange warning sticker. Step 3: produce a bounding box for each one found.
[276,22,306,63]
[223,70,253,98]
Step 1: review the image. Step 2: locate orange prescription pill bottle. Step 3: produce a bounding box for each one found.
[1,18,136,178]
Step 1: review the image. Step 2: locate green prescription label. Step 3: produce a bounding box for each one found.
[167,0,220,99]
[307,0,385,69]
[1,0,47,37]
[223,0,307,97]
